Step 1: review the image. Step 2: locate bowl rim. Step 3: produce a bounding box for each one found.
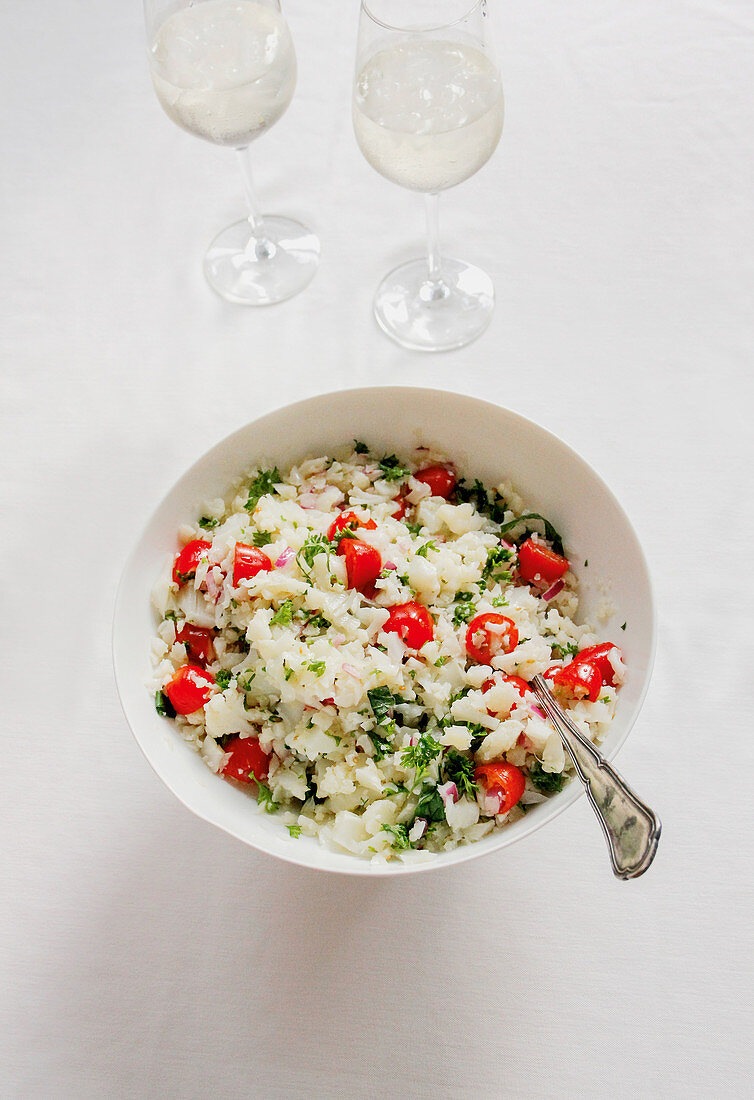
[112,384,657,876]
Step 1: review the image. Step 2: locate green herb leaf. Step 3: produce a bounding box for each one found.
[245,468,281,513]
[353,440,369,454]
[440,748,478,799]
[215,669,233,690]
[482,544,514,585]
[155,690,176,718]
[528,761,567,794]
[253,531,273,547]
[407,522,423,536]
[381,823,412,850]
[378,454,410,482]
[198,516,219,530]
[296,533,330,576]
[414,784,446,824]
[452,591,476,627]
[270,599,294,627]
[550,641,580,660]
[434,656,450,667]
[400,731,442,783]
[307,660,326,677]
[286,824,302,838]
[415,540,437,559]
[368,686,401,725]
[497,513,565,557]
[250,773,278,812]
[368,729,393,761]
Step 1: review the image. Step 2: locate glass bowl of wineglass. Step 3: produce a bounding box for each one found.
[353,0,503,350]
[145,0,319,305]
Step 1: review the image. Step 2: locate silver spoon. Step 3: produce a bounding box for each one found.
[530,675,661,879]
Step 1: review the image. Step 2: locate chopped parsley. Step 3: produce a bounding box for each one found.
[381,823,412,850]
[434,656,450,667]
[296,533,330,576]
[368,729,393,761]
[482,544,513,585]
[237,671,255,691]
[307,660,326,677]
[454,478,508,523]
[251,776,278,812]
[440,748,478,799]
[154,690,175,718]
[244,468,281,513]
[270,599,294,627]
[286,824,302,838]
[415,540,438,558]
[367,686,403,725]
[353,440,369,454]
[414,784,446,824]
[550,641,580,660]
[406,522,423,536]
[528,761,566,795]
[215,669,233,690]
[378,454,410,482]
[304,613,331,631]
[198,516,219,530]
[621,622,627,631]
[497,512,565,557]
[400,730,442,783]
[451,591,476,627]
[163,610,178,621]
[253,531,273,547]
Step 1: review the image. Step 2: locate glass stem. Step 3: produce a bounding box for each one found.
[424,193,448,300]
[236,146,275,261]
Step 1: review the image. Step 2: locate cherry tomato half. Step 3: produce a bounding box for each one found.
[327,510,377,541]
[517,538,569,586]
[221,735,272,784]
[383,601,434,649]
[414,465,457,499]
[233,543,273,586]
[172,539,211,585]
[338,538,382,594]
[551,659,602,702]
[575,642,622,687]
[164,664,215,714]
[475,761,526,815]
[390,492,409,520]
[465,613,519,664]
[175,622,215,667]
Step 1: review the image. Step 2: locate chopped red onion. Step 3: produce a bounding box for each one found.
[342,663,360,679]
[438,781,459,807]
[530,703,547,722]
[542,578,565,601]
[274,547,294,568]
[383,561,397,571]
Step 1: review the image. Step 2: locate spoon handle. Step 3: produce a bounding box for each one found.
[530,675,661,879]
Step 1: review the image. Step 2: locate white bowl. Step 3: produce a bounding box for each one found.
[113,387,655,876]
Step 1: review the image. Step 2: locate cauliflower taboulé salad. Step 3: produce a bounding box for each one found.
[149,443,625,861]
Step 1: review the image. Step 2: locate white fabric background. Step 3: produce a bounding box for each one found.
[2,0,752,1096]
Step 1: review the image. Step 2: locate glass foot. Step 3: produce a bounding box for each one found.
[373,257,494,351]
[203,216,320,305]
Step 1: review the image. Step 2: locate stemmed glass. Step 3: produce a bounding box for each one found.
[145,0,319,305]
[353,0,503,350]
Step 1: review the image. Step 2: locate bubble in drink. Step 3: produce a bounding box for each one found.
[150,0,297,147]
[353,38,504,193]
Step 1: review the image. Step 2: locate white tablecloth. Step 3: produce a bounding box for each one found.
[2,1,752,1096]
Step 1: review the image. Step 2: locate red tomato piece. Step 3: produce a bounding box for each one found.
[221,735,272,784]
[552,659,602,702]
[465,613,519,664]
[390,492,409,520]
[175,622,215,666]
[475,761,526,815]
[338,537,382,594]
[575,642,622,687]
[233,543,273,586]
[414,465,457,499]
[172,539,211,585]
[517,538,569,586]
[383,601,434,649]
[164,665,215,714]
[327,510,377,541]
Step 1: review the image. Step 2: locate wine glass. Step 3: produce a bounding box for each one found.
[353,0,503,350]
[145,0,319,305]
